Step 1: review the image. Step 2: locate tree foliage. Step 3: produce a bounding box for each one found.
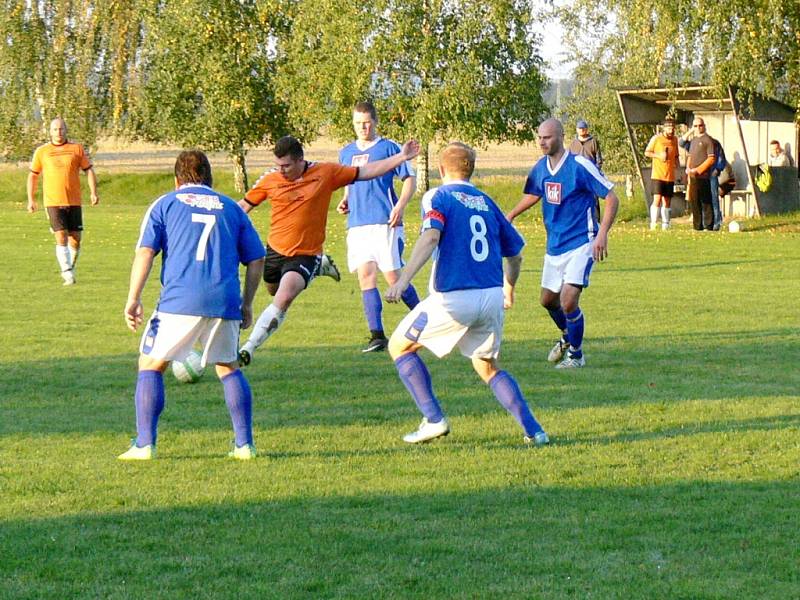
[557,0,800,174]
[277,0,549,190]
[129,0,292,191]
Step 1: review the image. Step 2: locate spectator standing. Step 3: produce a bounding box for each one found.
[644,118,679,230]
[679,117,715,231]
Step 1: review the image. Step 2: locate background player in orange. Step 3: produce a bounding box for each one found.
[27,117,99,285]
[237,135,420,366]
[644,118,679,230]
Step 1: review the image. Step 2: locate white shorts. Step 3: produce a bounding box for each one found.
[347,224,405,273]
[392,287,504,359]
[139,311,241,366]
[541,242,594,292]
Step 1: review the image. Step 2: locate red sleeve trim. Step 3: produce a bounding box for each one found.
[425,209,445,223]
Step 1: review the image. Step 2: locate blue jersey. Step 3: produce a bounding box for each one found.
[523,152,613,256]
[137,184,266,319]
[421,181,524,293]
[339,137,414,227]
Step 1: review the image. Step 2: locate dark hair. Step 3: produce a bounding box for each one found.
[274,136,304,160]
[770,140,781,146]
[174,150,212,186]
[353,101,377,121]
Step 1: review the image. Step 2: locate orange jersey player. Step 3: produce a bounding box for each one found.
[236,135,420,367]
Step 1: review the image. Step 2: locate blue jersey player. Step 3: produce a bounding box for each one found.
[507,118,619,369]
[119,150,266,460]
[385,142,548,446]
[338,101,420,352]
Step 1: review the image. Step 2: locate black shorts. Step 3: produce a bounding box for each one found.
[47,206,83,232]
[688,177,712,204]
[263,245,320,287]
[652,179,674,197]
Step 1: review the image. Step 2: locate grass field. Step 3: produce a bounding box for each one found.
[1,167,799,599]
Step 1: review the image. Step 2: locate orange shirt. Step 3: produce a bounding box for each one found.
[30,142,92,207]
[244,162,358,256]
[645,134,679,182]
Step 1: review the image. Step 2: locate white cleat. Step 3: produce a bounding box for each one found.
[556,354,585,369]
[547,338,569,363]
[117,442,155,460]
[524,431,550,446]
[62,270,76,286]
[661,222,670,230]
[318,254,341,282]
[402,417,450,444]
[228,443,257,460]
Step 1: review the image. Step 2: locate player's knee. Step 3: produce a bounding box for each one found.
[388,333,413,360]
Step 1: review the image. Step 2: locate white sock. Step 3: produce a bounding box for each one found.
[55,245,71,273]
[661,206,670,225]
[649,204,659,226]
[243,303,286,352]
[69,245,80,272]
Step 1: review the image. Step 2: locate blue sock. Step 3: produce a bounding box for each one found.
[222,370,253,447]
[134,370,165,447]
[489,370,543,437]
[547,308,568,340]
[362,288,384,335]
[565,308,584,357]
[401,284,420,310]
[394,353,444,423]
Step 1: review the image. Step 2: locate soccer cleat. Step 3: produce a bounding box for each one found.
[62,270,76,286]
[524,431,550,446]
[661,222,670,230]
[362,336,388,353]
[319,254,341,282]
[556,353,586,369]
[402,417,450,444]
[228,443,257,460]
[117,441,155,460]
[237,349,251,367]
[649,222,657,231]
[547,337,569,363]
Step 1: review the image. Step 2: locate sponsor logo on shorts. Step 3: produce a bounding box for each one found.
[545,182,562,205]
[176,193,224,211]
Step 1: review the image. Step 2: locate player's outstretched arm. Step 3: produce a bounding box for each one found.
[505,194,540,222]
[592,190,619,262]
[87,167,99,205]
[240,256,265,330]
[125,247,156,332]
[357,140,420,181]
[385,228,440,303]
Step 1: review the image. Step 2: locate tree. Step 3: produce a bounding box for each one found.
[276,0,549,191]
[129,0,291,192]
[557,0,800,173]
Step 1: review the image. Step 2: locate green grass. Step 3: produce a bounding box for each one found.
[1,170,799,599]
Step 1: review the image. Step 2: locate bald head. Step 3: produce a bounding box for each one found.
[537,118,565,157]
[49,118,67,145]
[439,142,476,180]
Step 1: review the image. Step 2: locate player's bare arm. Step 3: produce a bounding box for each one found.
[26,171,39,213]
[357,140,420,181]
[388,175,417,227]
[592,190,620,262]
[240,256,265,330]
[337,187,350,215]
[237,199,254,214]
[125,247,156,332]
[503,253,523,309]
[87,167,100,205]
[506,193,540,222]
[385,228,440,303]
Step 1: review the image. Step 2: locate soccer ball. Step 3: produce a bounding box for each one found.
[728,220,740,233]
[172,349,205,383]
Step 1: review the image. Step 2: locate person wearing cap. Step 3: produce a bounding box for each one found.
[569,119,604,220]
[644,118,680,230]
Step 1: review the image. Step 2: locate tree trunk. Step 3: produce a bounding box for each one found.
[231,147,248,193]
[416,143,429,193]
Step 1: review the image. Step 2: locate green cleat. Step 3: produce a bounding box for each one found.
[117,441,155,460]
[228,443,257,460]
